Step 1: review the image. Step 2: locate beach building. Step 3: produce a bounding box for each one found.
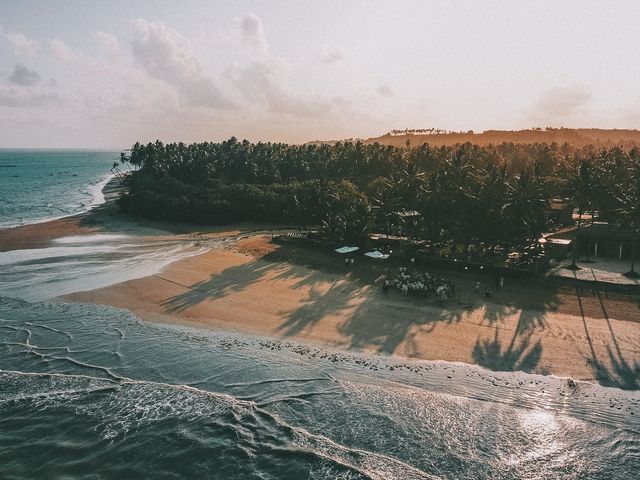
[574,222,637,260]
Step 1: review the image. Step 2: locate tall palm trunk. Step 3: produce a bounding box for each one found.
[571,211,583,268]
[628,234,638,277]
[585,212,594,262]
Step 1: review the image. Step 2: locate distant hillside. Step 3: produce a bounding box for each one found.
[308,128,640,149]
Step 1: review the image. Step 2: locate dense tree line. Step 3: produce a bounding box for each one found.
[117,138,640,268]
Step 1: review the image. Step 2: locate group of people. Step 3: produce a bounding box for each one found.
[383,267,456,301]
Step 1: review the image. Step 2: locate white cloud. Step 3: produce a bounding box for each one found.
[131,19,235,109]
[3,31,40,56]
[0,13,374,145]
[49,38,78,62]
[376,84,393,97]
[8,64,41,86]
[227,60,329,117]
[96,31,122,61]
[319,45,344,63]
[235,13,268,53]
[225,14,331,117]
[529,85,592,122]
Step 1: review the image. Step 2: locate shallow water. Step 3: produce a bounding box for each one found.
[0,233,211,301]
[1,297,639,479]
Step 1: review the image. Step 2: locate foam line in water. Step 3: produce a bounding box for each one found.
[2,298,639,477]
[1,240,210,301]
[53,234,130,244]
[0,368,440,480]
[86,173,114,208]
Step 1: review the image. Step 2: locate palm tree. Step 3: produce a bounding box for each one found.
[433,150,480,243]
[617,156,640,277]
[503,164,548,245]
[567,160,596,269]
[475,162,509,243]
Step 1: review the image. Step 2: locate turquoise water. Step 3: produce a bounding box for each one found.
[0,149,117,229]
[0,151,639,479]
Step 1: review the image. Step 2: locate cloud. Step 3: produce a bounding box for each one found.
[529,85,592,121]
[235,13,268,53]
[320,45,344,63]
[96,31,122,61]
[49,38,78,62]
[376,84,393,97]
[0,86,60,107]
[9,64,41,86]
[2,31,40,55]
[131,19,234,109]
[227,60,329,117]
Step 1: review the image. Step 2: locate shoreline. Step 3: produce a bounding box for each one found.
[63,235,640,389]
[0,175,125,252]
[3,179,640,389]
[0,171,115,230]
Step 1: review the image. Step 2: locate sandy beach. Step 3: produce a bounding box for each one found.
[2,176,639,389]
[60,233,640,389]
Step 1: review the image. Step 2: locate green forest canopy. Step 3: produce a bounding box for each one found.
[117,138,640,246]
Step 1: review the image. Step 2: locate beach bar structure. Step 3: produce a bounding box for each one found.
[574,222,637,260]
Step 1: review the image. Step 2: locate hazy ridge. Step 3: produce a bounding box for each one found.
[308,128,640,148]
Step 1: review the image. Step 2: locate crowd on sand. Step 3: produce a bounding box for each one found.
[342,255,507,303]
[381,266,507,302]
[383,267,457,301]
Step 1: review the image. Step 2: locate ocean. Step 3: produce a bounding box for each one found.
[0,149,116,229]
[1,151,639,479]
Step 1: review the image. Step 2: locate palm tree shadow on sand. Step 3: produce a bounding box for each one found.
[273,282,361,337]
[580,290,640,389]
[160,259,323,313]
[158,242,563,377]
[471,330,544,374]
[588,347,640,390]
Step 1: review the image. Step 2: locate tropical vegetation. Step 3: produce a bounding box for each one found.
[116,138,640,272]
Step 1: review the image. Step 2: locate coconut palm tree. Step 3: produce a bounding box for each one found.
[567,160,597,268]
[503,164,548,244]
[617,155,640,277]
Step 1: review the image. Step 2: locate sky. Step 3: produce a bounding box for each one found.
[1,0,640,148]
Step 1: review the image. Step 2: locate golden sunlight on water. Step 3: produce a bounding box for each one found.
[500,409,562,468]
[517,409,574,468]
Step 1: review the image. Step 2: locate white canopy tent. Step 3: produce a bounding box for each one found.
[364,250,389,260]
[335,246,359,254]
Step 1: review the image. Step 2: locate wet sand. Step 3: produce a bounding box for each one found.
[0,216,100,252]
